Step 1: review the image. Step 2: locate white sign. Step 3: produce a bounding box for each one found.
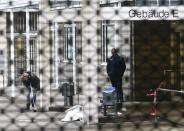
[129,8,178,19]
[101,6,184,20]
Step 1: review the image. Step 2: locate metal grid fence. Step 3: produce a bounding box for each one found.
[0,0,183,131]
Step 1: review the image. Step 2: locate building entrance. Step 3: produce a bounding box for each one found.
[133,21,181,101]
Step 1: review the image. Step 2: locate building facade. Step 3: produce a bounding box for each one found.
[0,0,184,123]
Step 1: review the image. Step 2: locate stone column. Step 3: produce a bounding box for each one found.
[39,0,52,110]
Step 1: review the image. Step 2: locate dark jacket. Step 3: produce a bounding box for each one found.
[107,54,126,78]
[22,72,40,90]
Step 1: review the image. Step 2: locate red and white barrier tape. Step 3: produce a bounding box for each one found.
[157,88,184,94]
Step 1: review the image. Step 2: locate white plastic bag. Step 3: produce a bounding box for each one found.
[62,105,86,123]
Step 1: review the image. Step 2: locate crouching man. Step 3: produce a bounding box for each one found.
[20,71,40,112]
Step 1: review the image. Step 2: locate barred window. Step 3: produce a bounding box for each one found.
[14,12,26,33]
[49,0,82,9]
[6,12,11,33]
[29,12,38,32]
[14,37,27,86]
[30,37,38,75]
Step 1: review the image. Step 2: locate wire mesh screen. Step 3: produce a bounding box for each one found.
[0,0,184,131]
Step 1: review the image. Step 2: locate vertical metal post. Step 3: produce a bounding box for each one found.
[72,23,77,94]
[130,21,135,101]
[55,23,59,88]
[26,8,30,71]
[154,90,157,122]
[10,9,15,97]
[114,21,117,48]
[39,1,43,109]
[102,22,104,62]
[104,24,107,62]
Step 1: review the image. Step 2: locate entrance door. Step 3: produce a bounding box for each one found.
[133,21,181,101]
[61,25,76,85]
[14,36,26,86]
[56,22,82,99]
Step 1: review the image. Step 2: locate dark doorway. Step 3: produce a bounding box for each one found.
[133,21,181,101]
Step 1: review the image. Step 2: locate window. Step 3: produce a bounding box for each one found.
[135,0,158,6]
[135,0,184,6]
[29,12,38,32]
[149,0,158,5]
[14,12,26,33]
[14,37,27,86]
[6,11,39,33]
[101,22,115,63]
[135,0,146,6]
[99,0,119,7]
[64,25,75,61]
[51,22,82,87]
[30,38,38,74]
[6,13,11,33]
[49,0,82,8]
[159,0,169,6]
[121,1,135,6]
[171,0,184,5]
[7,38,11,86]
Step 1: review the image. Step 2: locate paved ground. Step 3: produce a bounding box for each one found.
[0,96,184,131]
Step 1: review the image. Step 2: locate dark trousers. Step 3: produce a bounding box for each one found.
[26,87,37,109]
[110,77,123,110]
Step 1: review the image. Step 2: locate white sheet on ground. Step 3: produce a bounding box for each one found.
[61,105,86,123]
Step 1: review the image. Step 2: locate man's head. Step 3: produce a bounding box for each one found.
[20,71,29,81]
[111,48,118,55]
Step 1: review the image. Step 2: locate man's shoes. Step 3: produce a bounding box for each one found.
[32,106,37,112]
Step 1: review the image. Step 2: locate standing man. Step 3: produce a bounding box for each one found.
[107,48,126,111]
[20,71,40,111]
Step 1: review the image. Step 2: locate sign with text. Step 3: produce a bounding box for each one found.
[101,6,184,20]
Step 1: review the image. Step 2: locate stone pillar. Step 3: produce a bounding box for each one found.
[39,0,52,110]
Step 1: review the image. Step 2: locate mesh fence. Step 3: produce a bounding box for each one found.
[0,0,184,131]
